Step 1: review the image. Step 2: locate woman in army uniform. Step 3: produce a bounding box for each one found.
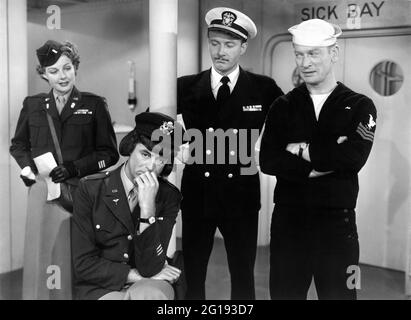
[9,40,119,299]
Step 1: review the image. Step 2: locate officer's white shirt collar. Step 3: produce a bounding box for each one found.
[120,162,135,197]
[53,88,72,104]
[210,65,240,98]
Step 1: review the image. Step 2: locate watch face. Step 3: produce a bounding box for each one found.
[148,216,156,224]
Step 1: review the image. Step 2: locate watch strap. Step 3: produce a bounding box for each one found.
[138,216,164,224]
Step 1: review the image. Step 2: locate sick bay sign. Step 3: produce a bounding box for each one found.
[295,0,411,29]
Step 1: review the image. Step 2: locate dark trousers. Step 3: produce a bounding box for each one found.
[270,205,359,300]
[182,213,258,300]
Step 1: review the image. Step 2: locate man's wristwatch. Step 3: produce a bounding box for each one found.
[139,216,156,225]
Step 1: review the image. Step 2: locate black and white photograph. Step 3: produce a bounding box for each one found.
[0,0,410,308]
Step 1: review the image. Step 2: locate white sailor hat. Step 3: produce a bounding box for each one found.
[288,19,342,47]
[205,7,257,41]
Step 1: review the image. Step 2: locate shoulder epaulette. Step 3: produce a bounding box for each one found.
[84,171,110,180]
[29,93,48,99]
[81,91,100,98]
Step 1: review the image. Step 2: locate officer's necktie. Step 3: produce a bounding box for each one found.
[216,76,230,105]
[56,95,66,115]
[127,187,138,212]
[128,187,139,227]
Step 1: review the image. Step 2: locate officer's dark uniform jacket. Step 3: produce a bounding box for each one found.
[10,86,119,179]
[71,165,182,300]
[260,82,377,209]
[177,67,283,218]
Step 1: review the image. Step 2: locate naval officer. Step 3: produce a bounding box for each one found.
[177,7,283,300]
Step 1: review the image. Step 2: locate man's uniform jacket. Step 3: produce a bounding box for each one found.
[71,165,182,300]
[177,67,283,218]
[260,82,377,209]
[10,86,119,178]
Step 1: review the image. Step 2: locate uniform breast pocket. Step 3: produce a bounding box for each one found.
[65,115,94,147]
[28,115,50,148]
[94,215,119,244]
[69,114,93,125]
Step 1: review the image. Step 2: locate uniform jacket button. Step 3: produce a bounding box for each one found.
[123,253,129,259]
[95,224,101,230]
[127,235,133,240]
[204,172,210,177]
[228,173,233,178]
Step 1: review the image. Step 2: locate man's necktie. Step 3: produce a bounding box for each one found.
[128,187,139,227]
[127,187,138,212]
[216,76,230,105]
[56,96,66,115]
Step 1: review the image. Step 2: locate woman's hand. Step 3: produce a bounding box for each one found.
[49,162,78,183]
[134,171,159,217]
[151,263,181,284]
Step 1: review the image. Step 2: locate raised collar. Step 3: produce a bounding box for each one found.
[120,162,135,196]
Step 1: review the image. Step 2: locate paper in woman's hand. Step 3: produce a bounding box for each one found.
[33,152,61,200]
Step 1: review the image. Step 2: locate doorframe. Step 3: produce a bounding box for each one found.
[263,26,411,77]
[262,25,411,297]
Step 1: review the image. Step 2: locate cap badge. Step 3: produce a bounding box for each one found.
[51,49,58,54]
[222,11,236,26]
[159,121,174,135]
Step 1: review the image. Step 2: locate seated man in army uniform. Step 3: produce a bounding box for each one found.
[71,112,184,300]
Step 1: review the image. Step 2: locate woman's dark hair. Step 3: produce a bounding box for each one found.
[36,40,80,76]
[119,131,174,177]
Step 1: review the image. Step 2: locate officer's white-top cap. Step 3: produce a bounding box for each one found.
[288,19,342,47]
[205,7,257,40]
